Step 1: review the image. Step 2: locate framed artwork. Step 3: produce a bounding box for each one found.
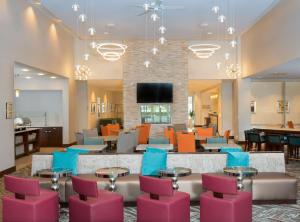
[90,102,97,114]
[6,102,13,119]
[277,100,290,113]
[250,101,256,114]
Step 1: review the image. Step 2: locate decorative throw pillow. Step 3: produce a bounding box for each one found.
[226,152,249,167]
[141,148,167,176]
[52,151,79,175]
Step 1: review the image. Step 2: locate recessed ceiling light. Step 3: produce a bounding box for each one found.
[201,23,209,27]
[37,73,45,76]
[207,32,213,35]
[50,76,57,79]
[25,76,32,79]
[104,32,109,35]
[21,68,30,72]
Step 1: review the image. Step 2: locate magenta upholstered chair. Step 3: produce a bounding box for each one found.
[69,176,123,222]
[2,175,59,222]
[200,174,252,222]
[137,176,190,222]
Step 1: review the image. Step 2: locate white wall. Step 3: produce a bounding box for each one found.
[0,0,75,172]
[14,76,69,144]
[251,82,283,127]
[286,82,300,126]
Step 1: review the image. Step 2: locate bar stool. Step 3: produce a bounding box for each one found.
[265,134,285,152]
[69,176,123,222]
[200,174,252,222]
[248,132,265,151]
[2,175,59,222]
[287,135,300,160]
[137,176,190,222]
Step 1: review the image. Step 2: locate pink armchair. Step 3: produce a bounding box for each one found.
[69,176,123,222]
[137,176,190,222]
[2,175,59,222]
[200,174,252,222]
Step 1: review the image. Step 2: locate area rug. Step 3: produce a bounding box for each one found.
[1,162,299,222]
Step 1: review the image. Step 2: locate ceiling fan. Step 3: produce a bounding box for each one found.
[134,0,185,16]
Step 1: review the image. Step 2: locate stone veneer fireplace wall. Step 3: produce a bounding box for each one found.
[123,41,189,136]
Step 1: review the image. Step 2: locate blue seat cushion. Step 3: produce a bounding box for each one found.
[148,137,169,144]
[207,137,227,144]
[52,151,79,175]
[66,147,89,154]
[227,152,249,167]
[220,147,243,153]
[142,148,167,176]
[83,136,104,145]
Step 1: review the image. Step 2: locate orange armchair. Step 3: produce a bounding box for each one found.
[107,124,120,136]
[196,127,214,137]
[164,128,177,146]
[137,124,151,144]
[176,132,196,153]
[101,126,109,136]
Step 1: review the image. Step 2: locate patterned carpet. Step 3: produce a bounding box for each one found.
[0,162,299,222]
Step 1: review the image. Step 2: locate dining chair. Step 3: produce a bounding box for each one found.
[265,134,285,152]
[82,128,98,137]
[223,130,231,142]
[164,127,177,146]
[117,131,137,153]
[200,174,252,222]
[69,176,123,222]
[287,135,300,160]
[107,123,120,135]
[2,175,59,222]
[248,132,265,151]
[137,176,190,222]
[137,124,151,144]
[287,121,295,129]
[75,132,84,145]
[196,127,214,137]
[176,132,196,152]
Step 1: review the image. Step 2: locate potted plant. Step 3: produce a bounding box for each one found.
[188,111,195,128]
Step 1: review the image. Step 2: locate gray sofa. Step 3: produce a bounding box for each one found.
[32,152,297,204]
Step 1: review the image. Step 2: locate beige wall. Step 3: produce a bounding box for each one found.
[242,0,300,77]
[286,82,300,126]
[123,41,188,136]
[0,0,75,171]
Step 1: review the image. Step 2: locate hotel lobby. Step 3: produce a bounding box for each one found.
[1,0,300,221]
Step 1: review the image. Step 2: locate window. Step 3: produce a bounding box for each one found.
[140,104,171,124]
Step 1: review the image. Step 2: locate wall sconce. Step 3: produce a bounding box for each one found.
[15,89,20,98]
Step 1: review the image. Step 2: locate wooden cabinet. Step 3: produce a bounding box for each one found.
[39,127,63,147]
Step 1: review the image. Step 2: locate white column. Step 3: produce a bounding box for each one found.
[76,81,89,131]
[220,80,233,136]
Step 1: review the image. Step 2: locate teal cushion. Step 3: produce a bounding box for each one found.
[227,152,249,167]
[83,136,104,145]
[148,137,169,144]
[146,147,167,153]
[207,137,227,144]
[220,147,242,153]
[142,148,167,176]
[66,147,89,154]
[52,151,79,175]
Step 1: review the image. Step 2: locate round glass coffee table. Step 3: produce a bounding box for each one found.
[36,168,72,192]
[159,167,192,190]
[95,167,130,192]
[224,167,258,190]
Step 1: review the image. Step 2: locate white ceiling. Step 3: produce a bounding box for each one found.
[40,0,279,40]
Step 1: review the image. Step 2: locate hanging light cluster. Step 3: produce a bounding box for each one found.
[142,1,168,68]
[74,65,91,80]
[96,43,127,62]
[211,0,240,78]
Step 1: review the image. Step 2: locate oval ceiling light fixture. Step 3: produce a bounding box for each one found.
[96,43,127,62]
[212,6,220,14]
[188,44,221,59]
[72,4,80,12]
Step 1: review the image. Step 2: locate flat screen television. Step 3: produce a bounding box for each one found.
[137,83,173,103]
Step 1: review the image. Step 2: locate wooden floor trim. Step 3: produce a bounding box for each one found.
[0,166,16,177]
